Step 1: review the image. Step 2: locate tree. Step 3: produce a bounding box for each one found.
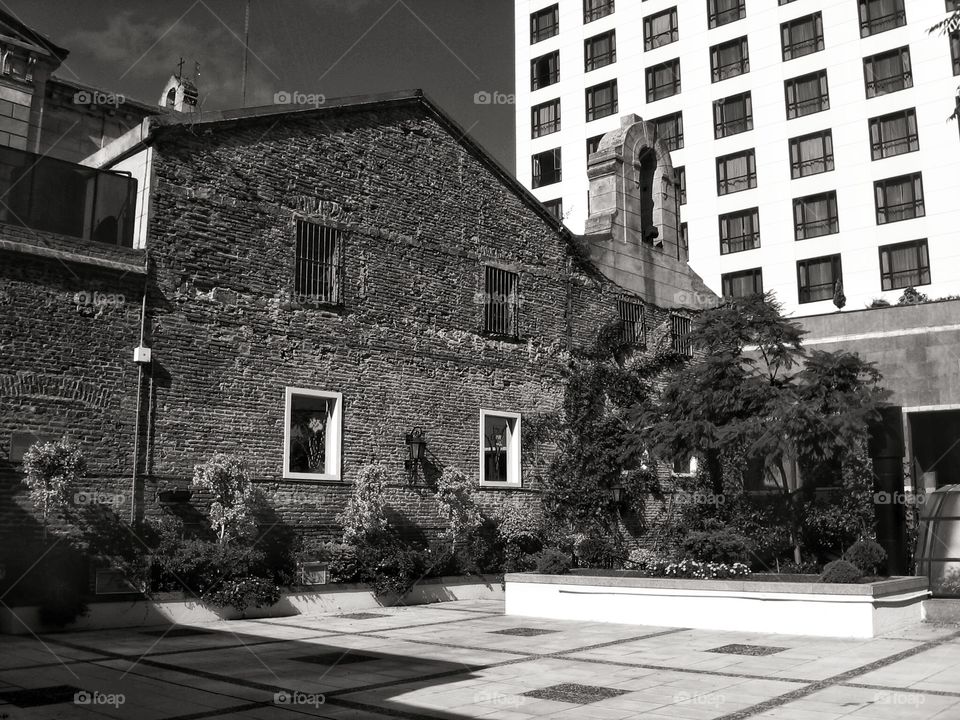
[22,439,86,540]
[625,294,889,564]
[192,454,255,543]
[929,8,960,122]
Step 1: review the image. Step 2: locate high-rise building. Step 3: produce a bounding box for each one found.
[515,0,960,314]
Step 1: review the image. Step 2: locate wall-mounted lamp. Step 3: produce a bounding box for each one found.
[609,482,625,504]
[405,427,426,481]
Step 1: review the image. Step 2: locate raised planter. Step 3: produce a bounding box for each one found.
[505,572,929,639]
[0,574,503,635]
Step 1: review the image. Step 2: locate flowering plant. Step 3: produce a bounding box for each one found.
[635,558,751,580]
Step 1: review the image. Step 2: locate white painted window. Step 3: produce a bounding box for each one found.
[283,388,342,481]
[480,410,522,487]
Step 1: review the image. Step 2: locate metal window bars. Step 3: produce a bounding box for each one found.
[294,220,341,303]
[483,266,519,337]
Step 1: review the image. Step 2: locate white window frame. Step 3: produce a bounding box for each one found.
[479,409,522,488]
[283,387,343,481]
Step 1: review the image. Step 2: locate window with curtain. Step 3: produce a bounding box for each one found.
[719,207,760,254]
[531,99,561,138]
[785,70,829,118]
[797,254,842,303]
[879,239,930,290]
[716,149,756,195]
[711,37,749,82]
[789,130,834,178]
[585,31,616,71]
[875,173,924,224]
[793,191,839,240]
[531,148,562,188]
[530,5,559,43]
[722,268,763,298]
[653,112,684,151]
[586,80,618,120]
[707,0,745,28]
[952,31,960,76]
[781,13,824,60]
[644,7,678,50]
[864,47,912,98]
[858,0,906,37]
[584,0,615,23]
[714,92,753,138]
[531,51,560,90]
[869,108,919,159]
[646,58,681,101]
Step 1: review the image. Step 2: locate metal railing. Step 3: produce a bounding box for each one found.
[0,145,136,247]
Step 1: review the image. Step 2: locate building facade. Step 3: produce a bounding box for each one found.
[515,0,960,314]
[0,91,711,546]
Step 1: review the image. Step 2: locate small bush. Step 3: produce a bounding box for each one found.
[205,576,281,613]
[778,560,822,575]
[681,527,754,565]
[574,535,626,569]
[843,539,887,577]
[819,559,862,584]
[536,548,572,575]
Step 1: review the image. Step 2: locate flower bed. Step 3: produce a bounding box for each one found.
[504,572,929,638]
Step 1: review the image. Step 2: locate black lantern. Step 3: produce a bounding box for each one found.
[405,427,426,480]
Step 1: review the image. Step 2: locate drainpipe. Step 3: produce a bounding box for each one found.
[131,258,151,523]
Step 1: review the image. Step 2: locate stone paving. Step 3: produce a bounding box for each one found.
[1,599,959,719]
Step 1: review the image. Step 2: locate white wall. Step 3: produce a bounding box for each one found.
[515,0,960,315]
[109,146,154,250]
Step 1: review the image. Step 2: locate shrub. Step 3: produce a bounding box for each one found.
[337,464,389,544]
[536,548,572,575]
[843,539,887,577]
[22,439,86,532]
[819,559,862,584]
[205,576,281,613]
[435,467,481,541]
[573,535,626,569]
[359,541,427,598]
[681,527,754,565]
[778,560,822,575]
[192,454,255,543]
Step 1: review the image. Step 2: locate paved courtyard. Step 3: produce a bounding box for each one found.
[1,599,960,719]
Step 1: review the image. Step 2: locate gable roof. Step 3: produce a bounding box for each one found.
[0,8,68,63]
[90,89,570,239]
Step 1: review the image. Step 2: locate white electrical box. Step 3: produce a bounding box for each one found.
[133,346,152,364]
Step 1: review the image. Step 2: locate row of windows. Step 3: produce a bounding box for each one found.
[615,299,693,356]
[721,239,931,304]
[717,171,924,256]
[531,0,930,43]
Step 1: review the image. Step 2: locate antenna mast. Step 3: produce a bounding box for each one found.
[241,0,251,106]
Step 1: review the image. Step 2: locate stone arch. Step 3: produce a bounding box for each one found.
[586,114,679,259]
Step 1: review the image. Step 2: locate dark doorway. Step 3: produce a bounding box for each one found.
[910,410,960,490]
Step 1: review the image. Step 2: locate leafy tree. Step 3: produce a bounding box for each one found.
[192,453,255,544]
[22,439,86,539]
[929,8,960,122]
[626,294,889,564]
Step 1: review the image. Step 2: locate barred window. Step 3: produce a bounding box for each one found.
[879,239,930,290]
[781,13,824,60]
[483,266,519,337]
[618,298,645,346]
[869,108,919,160]
[719,207,760,254]
[875,173,924,224]
[714,92,753,138]
[711,36,749,82]
[785,70,829,119]
[671,314,693,357]
[294,220,341,303]
[864,47,912,98]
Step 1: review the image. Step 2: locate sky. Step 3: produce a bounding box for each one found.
[8,0,519,171]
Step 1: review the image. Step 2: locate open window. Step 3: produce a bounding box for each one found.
[283,388,342,480]
[480,410,521,487]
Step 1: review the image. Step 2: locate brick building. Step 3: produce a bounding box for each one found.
[0,90,712,546]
